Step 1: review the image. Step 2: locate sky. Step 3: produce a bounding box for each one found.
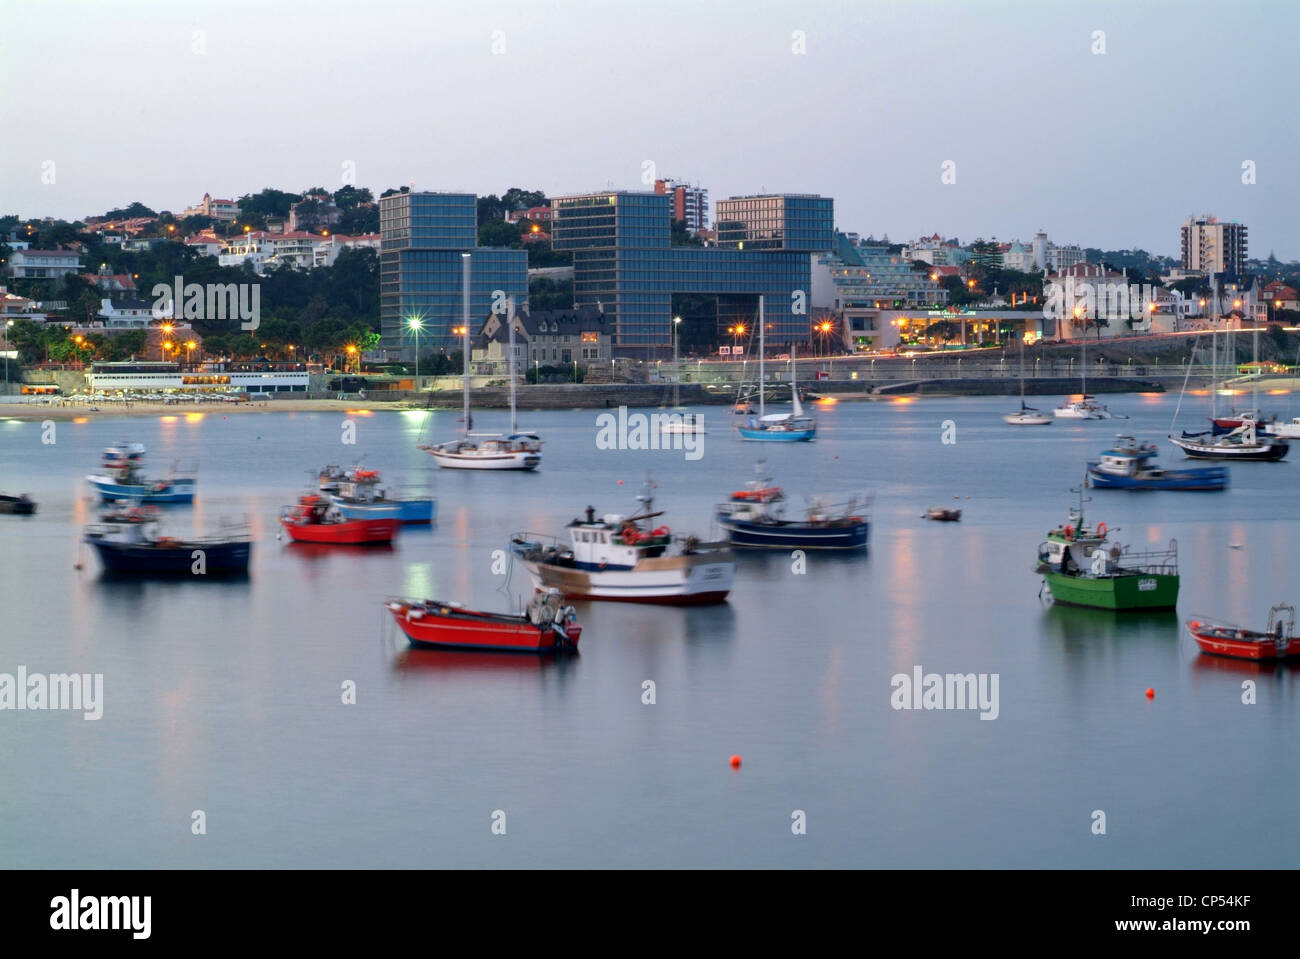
[2,0,1297,259]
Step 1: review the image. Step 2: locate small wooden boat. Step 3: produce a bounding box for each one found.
[1035,487,1178,611]
[1187,605,1300,661]
[86,443,195,503]
[279,494,399,545]
[329,469,436,524]
[716,464,869,550]
[84,505,250,576]
[511,483,734,605]
[0,493,36,515]
[924,507,962,522]
[1087,436,1228,490]
[387,589,580,653]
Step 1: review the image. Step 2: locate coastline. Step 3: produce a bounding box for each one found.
[0,398,422,422]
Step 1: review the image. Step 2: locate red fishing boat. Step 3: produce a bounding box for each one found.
[280,494,399,545]
[1187,605,1300,661]
[386,589,580,652]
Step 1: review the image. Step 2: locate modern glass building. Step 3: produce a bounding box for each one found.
[552,191,833,356]
[379,191,527,356]
[714,194,834,252]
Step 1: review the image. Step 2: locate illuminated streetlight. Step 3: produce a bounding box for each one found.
[407,315,424,385]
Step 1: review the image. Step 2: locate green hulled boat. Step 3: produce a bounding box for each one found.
[1035,488,1179,611]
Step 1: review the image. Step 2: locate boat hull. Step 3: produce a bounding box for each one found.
[429,450,539,470]
[86,539,250,575]
[329,497,437,524]
[281,518,399,544]
[87,475,196,503]
[717,515,869,550]
[1044,570,1179,610]
[1169,437,1289,461]
[389,603,579,652]
[516,551,734,604]
[1003,413,1052,425]
[1187,622,1300,661]
[1086,464,1228,491]
[736,426,816,442]
[0,497,36,515]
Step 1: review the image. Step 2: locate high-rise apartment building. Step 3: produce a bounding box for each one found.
[1181,215,1247,275]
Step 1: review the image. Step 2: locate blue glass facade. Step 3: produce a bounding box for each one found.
[715,194,834,252]
[379,192,527,355]
[553,191,833,355]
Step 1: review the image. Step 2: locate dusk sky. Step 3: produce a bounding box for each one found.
[3,0,1297,258]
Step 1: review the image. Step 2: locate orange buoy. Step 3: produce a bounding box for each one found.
[729,754,742,768]
[1145,688,1155,699]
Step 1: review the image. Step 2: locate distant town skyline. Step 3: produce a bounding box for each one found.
[4,0,1297,258]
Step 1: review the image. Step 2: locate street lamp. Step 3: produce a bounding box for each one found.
[671,316,684,406]
[186,339,196,369]
[4,319,13,392]
[407,315,423,386]
[345,344,357,373]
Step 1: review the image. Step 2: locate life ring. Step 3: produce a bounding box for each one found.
[622,528,641,546]
[651,526,669,538]
[1063,525,1074,539]
[1096,522,1107,537]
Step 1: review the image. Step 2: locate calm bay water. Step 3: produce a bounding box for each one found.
[1,393,1297,868]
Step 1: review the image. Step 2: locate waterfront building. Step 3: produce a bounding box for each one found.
[471,305,612,374]
[86,360,309,394]
[552,190,832,357]
[378,191,528,357]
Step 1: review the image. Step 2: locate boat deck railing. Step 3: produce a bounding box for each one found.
[1115,538,1178,575]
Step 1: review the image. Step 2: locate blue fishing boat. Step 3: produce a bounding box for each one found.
[83,505,250,576]
[86,443,196,503]
[735,297,816,442]
[1087,436,1228,490]
[329,469,436,524]
[716,465,870,549]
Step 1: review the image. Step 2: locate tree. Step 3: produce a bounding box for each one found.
[476,195,507,224]
[670,219,702,247]
[501,188,546,212]
[479,219,523,248]
[333,186,374,209]
[104,202,157,220]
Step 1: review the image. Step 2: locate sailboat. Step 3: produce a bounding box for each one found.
[1003,333,1052,425]
[422,259,541,470]
[1053,322,1112,419]
[1169,315,1288,461]
[736,296,816,442]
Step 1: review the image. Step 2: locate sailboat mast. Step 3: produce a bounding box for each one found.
[507,296,518,433]
[1211,314,1218,422]
[758,295,766,419]
[461,253,471,436]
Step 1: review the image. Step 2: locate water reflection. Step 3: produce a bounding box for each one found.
[1040,602,1180,645]
[392,645,580,676]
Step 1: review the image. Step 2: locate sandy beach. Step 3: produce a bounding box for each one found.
[0,398,426,422]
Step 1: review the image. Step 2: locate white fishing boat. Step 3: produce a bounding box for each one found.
[510,482,734,605]
[421,267,541,471]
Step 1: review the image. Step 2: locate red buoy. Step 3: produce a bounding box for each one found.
[1145,688,1155,699]
[729,754,742,768]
